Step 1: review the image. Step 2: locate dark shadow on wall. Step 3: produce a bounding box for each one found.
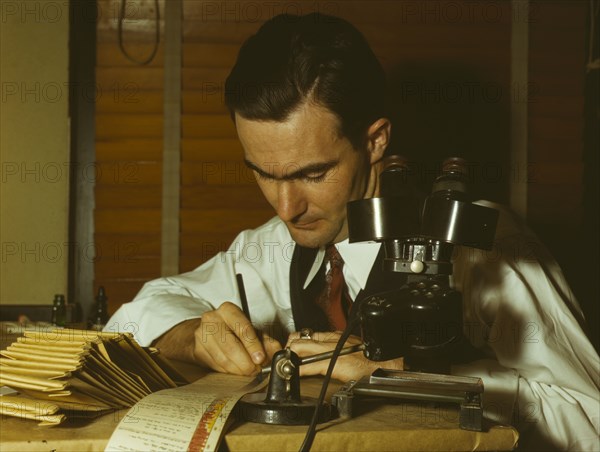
[384,62,510,204]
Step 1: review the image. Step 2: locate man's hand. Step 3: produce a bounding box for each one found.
[155,302,282,375]
[287,331,403,381]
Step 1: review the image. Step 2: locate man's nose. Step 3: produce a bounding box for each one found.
[276,181,307,222]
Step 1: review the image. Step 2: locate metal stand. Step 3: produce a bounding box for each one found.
[332,368,484,431]
[237,348,331,425]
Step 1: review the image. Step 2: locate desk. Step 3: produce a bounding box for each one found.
[0,376,518,451]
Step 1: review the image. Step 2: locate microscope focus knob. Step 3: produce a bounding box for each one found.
[410,260,425,273]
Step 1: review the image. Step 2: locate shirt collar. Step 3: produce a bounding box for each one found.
[302,239,381,289]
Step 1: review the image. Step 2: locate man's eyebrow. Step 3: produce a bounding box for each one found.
[243,159,338,180]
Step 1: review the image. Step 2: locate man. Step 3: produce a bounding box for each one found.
[106,13,599,450]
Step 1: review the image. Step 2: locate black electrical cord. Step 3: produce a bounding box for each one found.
[118,0,160,66]
[298,315,361,452]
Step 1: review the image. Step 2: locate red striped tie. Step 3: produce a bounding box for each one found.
[316,245,350,331]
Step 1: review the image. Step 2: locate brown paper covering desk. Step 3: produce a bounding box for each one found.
[0,375,518,451]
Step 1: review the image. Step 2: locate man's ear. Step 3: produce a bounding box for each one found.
[366,118,391,164]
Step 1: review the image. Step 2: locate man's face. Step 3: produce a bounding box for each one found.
[235,102,377,248]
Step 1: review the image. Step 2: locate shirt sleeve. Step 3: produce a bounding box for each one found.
[104,217,296,346]
[451,204,600,450]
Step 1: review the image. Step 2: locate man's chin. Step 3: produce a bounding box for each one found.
[286,222,339,249]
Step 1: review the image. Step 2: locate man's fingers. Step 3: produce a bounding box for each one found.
[288,338,334,358]
[286,331,363,349]
[286,330,342,346]
[217,302,266,365]
[193,322,246,374]
[204,339,252,375]
[193,306,259,375]
[288,335,392,381]
[298,360,330,377]
[261,333,283,359]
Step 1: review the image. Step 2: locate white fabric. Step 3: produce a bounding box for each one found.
[301,238,381,301]
[105,205,600,450]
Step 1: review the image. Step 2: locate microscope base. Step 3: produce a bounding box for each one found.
[237,392,331,425]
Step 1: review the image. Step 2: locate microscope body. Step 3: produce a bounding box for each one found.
[348,157,498,374]
[360,275,462,373]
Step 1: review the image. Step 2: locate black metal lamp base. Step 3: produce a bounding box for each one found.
[236,348,332,425]
[237,393,330,425]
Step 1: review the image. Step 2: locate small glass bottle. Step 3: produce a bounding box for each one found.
[88,287,109,331]
[66,299,82,326]
[51,294,67,327]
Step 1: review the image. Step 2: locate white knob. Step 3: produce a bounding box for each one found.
[410,260,425,273]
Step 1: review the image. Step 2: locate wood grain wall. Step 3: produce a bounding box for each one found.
[528,1,586,276]
[96,0,166,312]
[94,1,587,322]
[527,1,594,343]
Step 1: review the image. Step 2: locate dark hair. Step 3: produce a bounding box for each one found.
[224,13,386,150]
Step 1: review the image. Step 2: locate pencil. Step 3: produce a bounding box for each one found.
[236,273,252,321]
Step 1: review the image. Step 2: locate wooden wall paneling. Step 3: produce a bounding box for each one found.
[96,66,164,90]
[181,138,244,159]
[95,0,165,313]
[182,0,326,24]
[95,209,161,235]
[181,185,271,209]
[528,96,582,119]
[97,42,165,66]
[95,139,163,161]
[527,0,590,339]
[96,258,161,280]
[94,161,162,185]
[96,90,164,114]
[182,20,258,43]
[509,0,529,219]
[182,68,231,90]
[182,92,229,114]
[181,161,254,186]
[181,114,237,138]
[95,185,162,209]
[181,0,513,26]
[97,0,165,41]
[182,43,240,67]
[102,281,151,315]
[96,114,164,138]
[180,210,274,233]
[528,0,586,231]
[95,233,161,258]
[180,5,270,272]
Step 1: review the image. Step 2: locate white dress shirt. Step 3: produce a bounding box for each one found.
[105,204,599,450]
